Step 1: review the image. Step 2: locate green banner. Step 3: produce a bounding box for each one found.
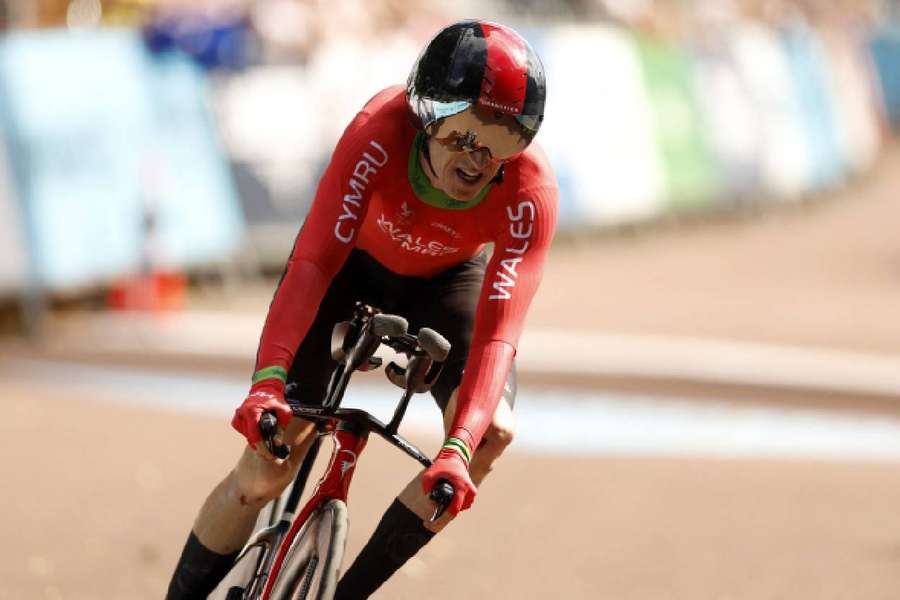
[633,34,719,210]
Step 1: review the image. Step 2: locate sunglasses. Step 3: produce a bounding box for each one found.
[426,106,535,161]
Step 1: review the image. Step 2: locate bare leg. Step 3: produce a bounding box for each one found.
[167,418,319,599]
[193,418,317,553]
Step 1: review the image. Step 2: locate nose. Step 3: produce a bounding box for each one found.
[464,148,492,170]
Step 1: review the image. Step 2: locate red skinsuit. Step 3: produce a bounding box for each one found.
[256,86,558,452]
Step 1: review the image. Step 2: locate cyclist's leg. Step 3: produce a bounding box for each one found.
[195,419,318,546]
[167,420,318,600]
[167,251,370,600]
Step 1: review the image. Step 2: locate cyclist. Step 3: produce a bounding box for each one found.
[168,19,557,599]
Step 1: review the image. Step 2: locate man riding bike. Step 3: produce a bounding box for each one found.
[167,19,557,599]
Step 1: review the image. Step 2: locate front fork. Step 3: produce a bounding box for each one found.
[256,422,368,599]
[315,421,369,501]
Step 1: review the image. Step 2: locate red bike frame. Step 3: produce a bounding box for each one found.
[250,306,453,598]
[260,426,369,598]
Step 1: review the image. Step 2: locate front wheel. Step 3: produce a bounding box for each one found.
[268,499,348,600]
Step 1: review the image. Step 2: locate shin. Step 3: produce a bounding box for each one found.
[166,418,315,599]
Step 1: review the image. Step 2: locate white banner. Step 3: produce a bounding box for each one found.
[731,23,814,200]
[539,25,665,225]
[822,32,882,173]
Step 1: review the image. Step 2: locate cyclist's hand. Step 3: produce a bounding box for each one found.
[231,382,292,451]
[422,445,476,517]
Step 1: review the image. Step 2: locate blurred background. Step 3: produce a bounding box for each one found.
[0,0,897,316]
[3,1,900,599]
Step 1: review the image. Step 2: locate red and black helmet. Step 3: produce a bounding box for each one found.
[407,20,546,148]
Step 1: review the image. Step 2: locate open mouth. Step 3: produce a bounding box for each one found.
[455,168,483,184]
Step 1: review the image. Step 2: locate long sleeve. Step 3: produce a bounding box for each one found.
[252,114,391,383]
[449,185,558,450]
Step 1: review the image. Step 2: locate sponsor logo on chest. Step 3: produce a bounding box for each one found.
[376,213,461,257]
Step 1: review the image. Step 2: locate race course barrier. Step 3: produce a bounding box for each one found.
[0,29,243,293]
[0,21,897,283]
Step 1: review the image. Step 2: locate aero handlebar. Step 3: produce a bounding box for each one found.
[258,306,455,518]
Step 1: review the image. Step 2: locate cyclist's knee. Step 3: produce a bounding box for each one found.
[485,421,515,451]
[469,421,515,486]
[231,419,315,508]
[481,401,515,455]
[230,453,290,508]
[283,417,316,446]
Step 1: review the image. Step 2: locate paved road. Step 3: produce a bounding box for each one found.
[3,365,900,599]
[6,144,900,600]
[9,358,900,462]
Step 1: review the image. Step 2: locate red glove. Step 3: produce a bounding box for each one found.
[231,379,292,449]
[421,430,477,517]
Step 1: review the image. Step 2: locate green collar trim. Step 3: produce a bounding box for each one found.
[408,132,492,210]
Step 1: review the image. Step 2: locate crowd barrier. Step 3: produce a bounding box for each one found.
[0,29,242,295]
[220,20,896,242]
[0,23,898,291]
[538,22,890,226]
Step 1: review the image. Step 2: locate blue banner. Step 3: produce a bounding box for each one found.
[869,29,900,130]
[782,28,846,190]
[0,29,242,291]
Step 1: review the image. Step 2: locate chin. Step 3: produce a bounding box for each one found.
[444,173,485,202]
[446,186,481,202]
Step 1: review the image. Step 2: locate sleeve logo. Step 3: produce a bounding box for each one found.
[334,141,389,244]
[489,199,536,301]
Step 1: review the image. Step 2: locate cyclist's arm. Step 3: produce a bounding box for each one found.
[251,114,386,388]
[446,184,558,455]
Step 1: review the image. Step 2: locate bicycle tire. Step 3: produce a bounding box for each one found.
[268,499,348,600]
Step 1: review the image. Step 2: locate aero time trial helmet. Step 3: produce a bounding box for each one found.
[407,20,546,161]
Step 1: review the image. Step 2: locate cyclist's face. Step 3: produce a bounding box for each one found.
[423,137,503,202]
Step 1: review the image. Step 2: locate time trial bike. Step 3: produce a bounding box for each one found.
[212,303,455,599]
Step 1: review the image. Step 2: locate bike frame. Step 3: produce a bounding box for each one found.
[260,423,368,598]
[254,406,435,599]
[240,306,444,600]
